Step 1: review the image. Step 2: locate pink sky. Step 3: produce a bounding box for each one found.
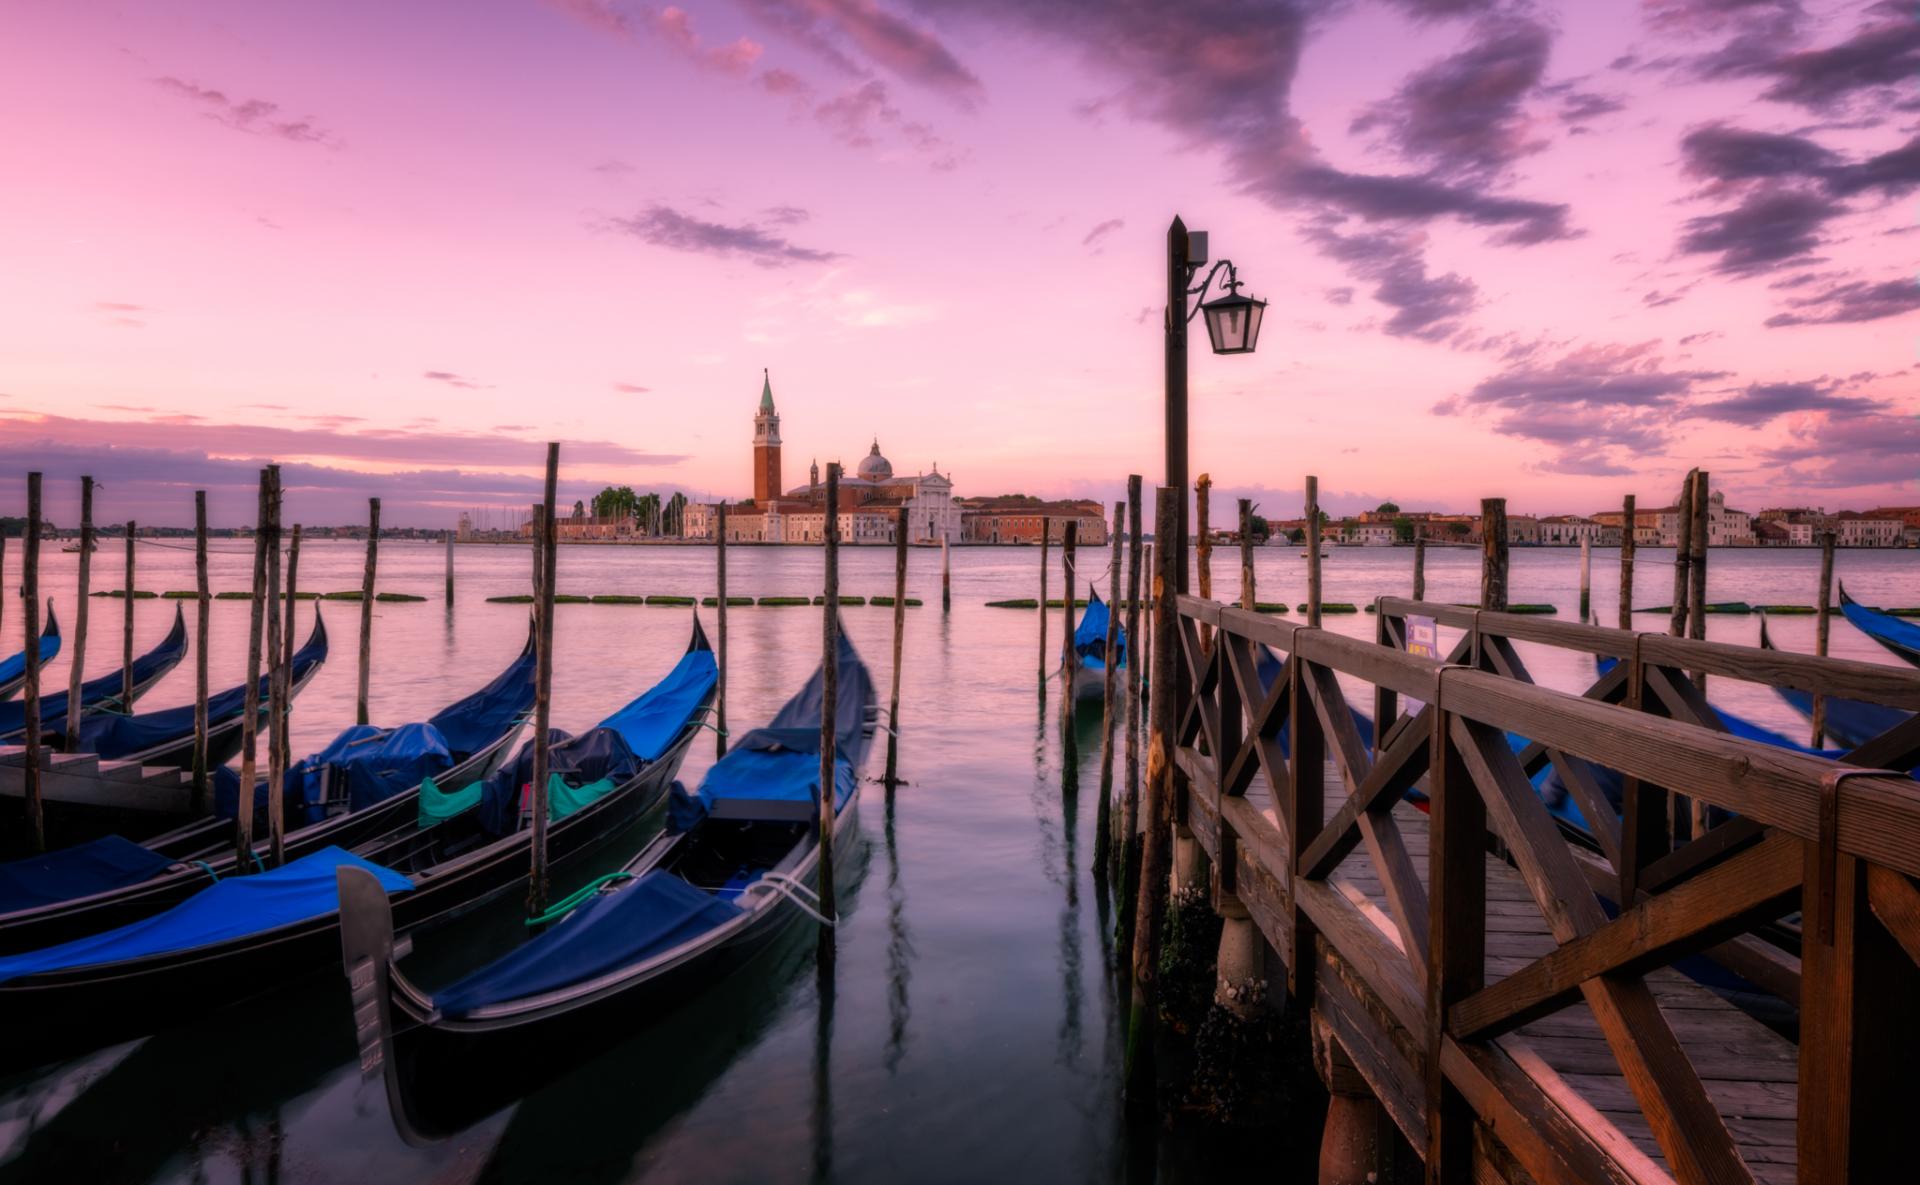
[1,0,1914,526]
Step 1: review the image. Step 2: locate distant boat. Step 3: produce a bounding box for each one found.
[60,540,96,554]
[1839,583,1920,668]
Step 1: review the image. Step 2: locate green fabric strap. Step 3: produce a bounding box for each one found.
[526,871,633,927]
[418,774,484,827]
[548,774,615,821]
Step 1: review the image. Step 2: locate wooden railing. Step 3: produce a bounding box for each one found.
[1171,593,1920,1184]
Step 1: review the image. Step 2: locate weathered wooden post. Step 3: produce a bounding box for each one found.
[1060,520,1079,715]
[1305,476,1323,628]
[66,476,93,752]
[0,532,7,642]
[1669,469,1696,637]
[22,473,45,851]
[1037,521,1050,687]
[1126,487,1180,1106]
[940,535,951,613]
[1195,473,1213,649]
[818,462,842,957]
[274,516,302,867]
[1579,534,1592,621]
[1120,477,1144,898]
[122,520,136,707]
[444,529,454,605]
[716,503,729,759]
[356,498,380,726]
[263,468,285,868]
[1688,469,1709,656]
[1095,500,1124,873]
[192,490,211,814]
[1812,530,1836,747]
[1412,526,1426,601]
[1140,542,1152,747]
[235,471,270,867]
[1619,494,1636,630]
[527,446,559,917]
[1480,498,1509,613]
[884,506,907,789]
[1238,499,1255,611]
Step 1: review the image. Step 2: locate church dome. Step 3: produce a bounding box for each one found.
[857,439,892,482]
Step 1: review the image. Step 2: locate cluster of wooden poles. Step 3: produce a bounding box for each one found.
[11,467,388,859]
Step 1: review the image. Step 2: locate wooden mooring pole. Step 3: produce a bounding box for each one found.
[1812,530,1835,747]
[1125,486,1180,1106]
[1305,476,1322,628]
[66,476,93,751]
[235,470,269,868]
[716,503,729,759]
[274,518,301,867]
[1094,499,1124,874]
[1579,535,1592,622]
[1688,469,1709,669]
[818,462,841,959]
[527,445,559,917]
[1411,527,1426,601]
[1038,522,1050,688]
[1619,493,1636,630]
[1060,521,1079,732]
[192,490,211,814]
[22,473,44,852]
[1119,476,1143,895]
[357,498,380,726]
[1669,469,1696,638]
[444,529,454,604]
[1481,498,1509,613]
[1238,498,1255,611]
[122,520,136,707]
[884,506,906,789]
[1195,473,1213,648]
[263,468,285,868]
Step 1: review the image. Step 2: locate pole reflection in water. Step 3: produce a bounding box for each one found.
[1057,703,1083,1070]
[882,787,914,1076]
[810,955,835,1185]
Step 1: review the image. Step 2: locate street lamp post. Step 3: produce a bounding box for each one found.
[1164,215,1266,593]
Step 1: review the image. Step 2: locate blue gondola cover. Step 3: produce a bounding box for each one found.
[595,647,718,761]
[433,870,741,1018]
[0,607,186,739]
[426,632,538,759]
[699,628,872,820]
[0,846,412,983]
[477,728,642,837]
[0,836,176,914]
[1074,592,1127,670]
[0,623,61,695]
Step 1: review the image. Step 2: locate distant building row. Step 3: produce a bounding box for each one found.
[674,373,1108,546]
[1266,500,1920,548]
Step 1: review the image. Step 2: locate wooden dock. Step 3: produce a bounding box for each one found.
[1166,595,1920,1185]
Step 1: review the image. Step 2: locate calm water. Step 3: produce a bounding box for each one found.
[0,540,1913,1184]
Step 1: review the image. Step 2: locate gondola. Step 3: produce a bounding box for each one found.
[1840,582,1920,668]
[0,602,60,701]
[0,603,189,740]
[337,625,873,1142]
[1757,614,1914,750]
[0,615,716,1073]
[0,620,539,950]
[60,607,330,770]
[1066,589,1127,702]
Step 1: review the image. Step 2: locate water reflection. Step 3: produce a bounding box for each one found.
[881,789,913,1076]
[810,957,835,1185]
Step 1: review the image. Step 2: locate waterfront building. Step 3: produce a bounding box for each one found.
[1834,512,1904,548]
[1538,515,1602,545]
[959,496,1109,545]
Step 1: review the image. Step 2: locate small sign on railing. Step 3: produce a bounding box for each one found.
[1405,614,1438,713]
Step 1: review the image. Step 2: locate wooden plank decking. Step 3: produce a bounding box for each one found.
[1188,763,1800,1184]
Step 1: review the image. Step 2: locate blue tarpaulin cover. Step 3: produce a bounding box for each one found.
[1772,681,1911,752]
[699,627,872,820]
[433,869,741,1018]
[477,728,641,837]
[1073,591,1127,671]
[0,836,175,914]
[595,647,718,760]
[0,610,61,695]
[81,612,328,760]
[1,607,186,738]
[0,846,412,983]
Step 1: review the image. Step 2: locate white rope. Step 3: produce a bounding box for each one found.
[743,872,836,926]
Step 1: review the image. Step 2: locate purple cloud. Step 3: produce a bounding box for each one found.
[1350,16,1553,180]
[1765,277,1920,327]
[1081,218,1124,249]
[423,370,487,390]
[1689,380,1888,422]
[152,77,339,146]
[603,204,841,265]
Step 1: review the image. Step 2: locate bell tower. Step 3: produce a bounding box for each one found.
[753,369,782,503]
